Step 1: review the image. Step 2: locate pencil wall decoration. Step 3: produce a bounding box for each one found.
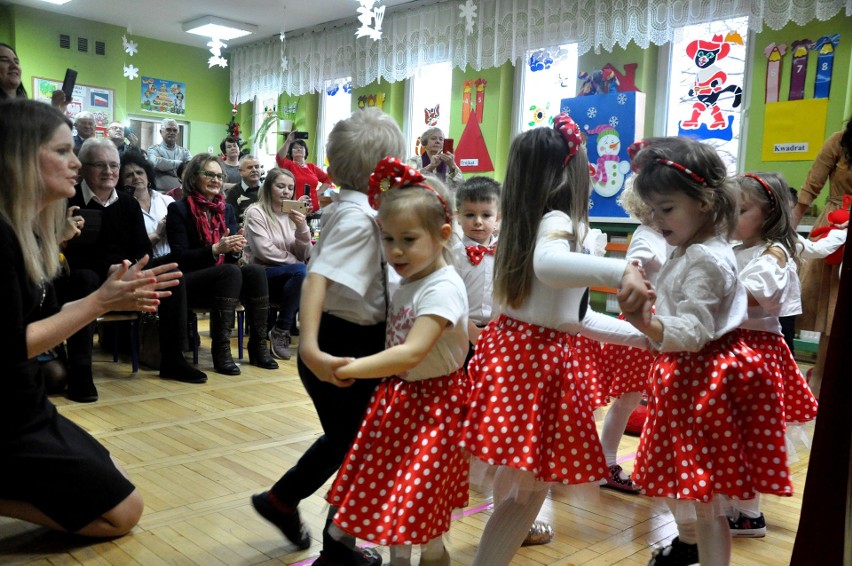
[788,39,812,100]
[764,43,786,103]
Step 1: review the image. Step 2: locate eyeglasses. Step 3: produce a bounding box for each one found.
[198,170,225,181]
[85,162,120,171]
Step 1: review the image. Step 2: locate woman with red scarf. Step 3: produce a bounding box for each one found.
[166,153,278,375]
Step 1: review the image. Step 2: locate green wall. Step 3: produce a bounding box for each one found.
[744,13,852,201]
[4,4,231,155]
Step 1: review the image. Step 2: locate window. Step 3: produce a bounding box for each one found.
[517,43,578,134]
[664,17,749,173]
[406,62,452,158]
[316,78,353,168]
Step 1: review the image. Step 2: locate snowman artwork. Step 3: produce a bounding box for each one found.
[586,124,631,197]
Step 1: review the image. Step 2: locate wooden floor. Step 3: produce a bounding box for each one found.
[0,327,813,565]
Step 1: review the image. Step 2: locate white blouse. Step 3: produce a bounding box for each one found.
[141,190,174,258]
[734,242,801,335]
[652,237,747,352]
[626,224,670,287]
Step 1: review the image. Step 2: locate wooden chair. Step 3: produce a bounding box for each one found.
[189,305,245,364]
[96,312,140,373]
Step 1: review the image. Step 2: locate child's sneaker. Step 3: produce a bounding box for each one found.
[648,537,699,566]
[728,512,766,537]
[601,464,642,494]
[522,520,554,546]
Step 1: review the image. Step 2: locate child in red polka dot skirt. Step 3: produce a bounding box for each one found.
[598,178,670,495]
[327,158,471,566]
[726,172,819,539]
[622,138,792,566]
[459,115,652,566]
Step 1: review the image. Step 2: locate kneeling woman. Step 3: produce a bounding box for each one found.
[243,168,312,360]
[167,154,278,374]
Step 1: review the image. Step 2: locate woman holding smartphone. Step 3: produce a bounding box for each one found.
[276,130,331,211]
[243,168,312,361]
[410,126,463,192]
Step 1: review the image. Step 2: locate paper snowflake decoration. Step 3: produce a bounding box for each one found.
[617,93,627,105]
[123,64,139,80]
[355,0,385,41]
[459,0,477,34]
[122,35,138,56]
[586,107,597,118]
[609,116,619,128]
[208,55,229,68]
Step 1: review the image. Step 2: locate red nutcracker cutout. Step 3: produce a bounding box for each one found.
[681,34,743,130]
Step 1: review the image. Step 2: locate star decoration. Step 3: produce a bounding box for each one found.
[122,35,138,56]
[123,64,139,80]
[459,0,478,34]
[208,55,229,68]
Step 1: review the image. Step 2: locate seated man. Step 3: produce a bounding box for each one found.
[225,154,262,223]
[72,111,97,154]
[59,139,206,403]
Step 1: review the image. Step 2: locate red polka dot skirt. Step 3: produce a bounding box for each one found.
[633,330,792,502]
[573,334,608,409]
[739,329,818,424]
[599,313,654,403]
[329,371,471,546]
[460,315,608,485]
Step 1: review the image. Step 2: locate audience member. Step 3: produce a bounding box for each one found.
[166,153,279,375]
[243,168,312,360]
[108,121,140,157]
[221,136,242,192]
[73,111,97,153]
[276,131,330,210]
[225,154,263,223]
[120,150,173,259]
[147,118,191,192]
[0,42,67,108]
[60,139,207,402]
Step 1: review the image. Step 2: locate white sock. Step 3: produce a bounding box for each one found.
[664,500,697,545]
[733,495,762,519]
[695,502,731,566]
[600,392,643,466]
[389,544,412,565]
[472,475,549,566]
[420,536,445,561]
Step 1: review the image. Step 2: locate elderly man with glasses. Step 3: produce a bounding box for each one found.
[72,111,97,154]
[58,139,206,403]
[147,118,191,192]
[107,121,140,157]
[225,154,264,223]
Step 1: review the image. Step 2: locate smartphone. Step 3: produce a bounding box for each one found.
[124,126,134,138]
[281,199,308,214]
[61,68,78,102]
[303,184,312,198]
[442,138,454,154]
[293,131,310,140]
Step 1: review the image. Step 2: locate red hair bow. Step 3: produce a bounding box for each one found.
[553,113,583,166]
[368,156,425,210]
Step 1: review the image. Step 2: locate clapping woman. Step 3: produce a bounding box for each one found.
[0,98,180,536]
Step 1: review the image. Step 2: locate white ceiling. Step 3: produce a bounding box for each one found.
[3,0,421,49]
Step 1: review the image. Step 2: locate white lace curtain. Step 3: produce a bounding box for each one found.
[230,0,851,102]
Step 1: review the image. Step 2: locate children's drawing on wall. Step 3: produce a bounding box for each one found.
[424,104,440,126]
[462,79,486,124]
[357,93,385,109]
[141,76,187,115]
[666,16,748,173]
[585,124,631,198]
[561,91,646,219]
[519,44,576,132]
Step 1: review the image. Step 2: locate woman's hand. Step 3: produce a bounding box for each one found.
[288,209,309,229]
[213,228,247,255]
[297,194,314,215]
[51,90,68,112]
[61,205,84,243]
[94,256,181,313]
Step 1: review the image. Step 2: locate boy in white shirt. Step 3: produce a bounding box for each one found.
[252,108,406,566]
[452,177,501,354]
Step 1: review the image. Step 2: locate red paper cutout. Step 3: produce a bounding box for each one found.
[455,105,494,173]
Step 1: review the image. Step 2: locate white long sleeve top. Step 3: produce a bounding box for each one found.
[502,211,628,333]
[652,237,747,353]
[734,242,801,335]
[626,224,670,287]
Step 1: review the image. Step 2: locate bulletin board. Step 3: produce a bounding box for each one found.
[32,77,115,135]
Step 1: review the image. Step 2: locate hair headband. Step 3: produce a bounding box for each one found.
[368,156,453,224]
[741,173,777,211]
[626,140,706,185]
[553,113,582,166]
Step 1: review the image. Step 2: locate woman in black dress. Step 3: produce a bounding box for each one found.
[0,98,179,536]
